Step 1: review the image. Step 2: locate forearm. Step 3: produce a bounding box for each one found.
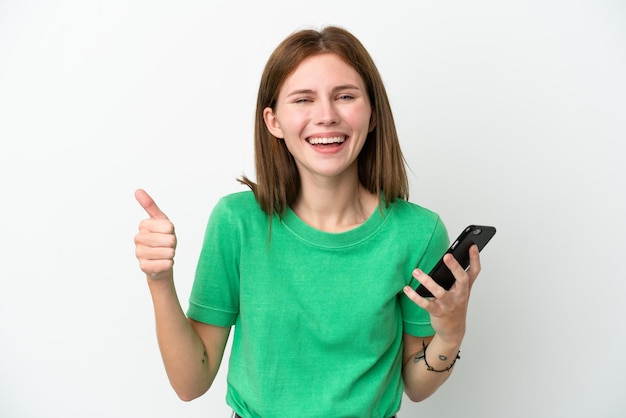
[147,274,214,401]
[402,334,462,402]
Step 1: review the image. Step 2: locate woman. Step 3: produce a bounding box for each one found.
[134,25,480,418]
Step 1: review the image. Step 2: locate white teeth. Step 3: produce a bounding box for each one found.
[308,136,345,145]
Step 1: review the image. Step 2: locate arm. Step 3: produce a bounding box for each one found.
[401,245,481,401]
[401,334,460,402]
[135,189,230,401]
[147,276,230,401]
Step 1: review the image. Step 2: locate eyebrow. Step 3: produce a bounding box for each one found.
[286,84,362,97]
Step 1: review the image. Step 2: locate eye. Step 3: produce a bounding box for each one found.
[293,97,311,104]
[337,94,355,101]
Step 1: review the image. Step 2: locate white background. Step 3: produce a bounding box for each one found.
[1,1,625,417]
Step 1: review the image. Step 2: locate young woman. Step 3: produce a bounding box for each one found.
[134,25,481,418]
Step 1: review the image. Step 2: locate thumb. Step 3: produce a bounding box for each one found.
[135,189,168,219]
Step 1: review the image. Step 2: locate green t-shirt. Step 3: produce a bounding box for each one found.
[187,191,449,418]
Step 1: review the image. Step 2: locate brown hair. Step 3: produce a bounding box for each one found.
[239,26,409,216]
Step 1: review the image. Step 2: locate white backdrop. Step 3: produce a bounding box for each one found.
[1,1,625,417]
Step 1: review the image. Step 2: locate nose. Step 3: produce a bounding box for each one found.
[313,99,339,125]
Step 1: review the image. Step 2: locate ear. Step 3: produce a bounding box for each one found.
[368,110,377,132]
[263,107,284,139]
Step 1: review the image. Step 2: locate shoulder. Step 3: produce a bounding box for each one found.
[386,199,449,246]
[388,199,442,226]
[208,190,268,232]
[217,190,258,207]
[212,190,261,217]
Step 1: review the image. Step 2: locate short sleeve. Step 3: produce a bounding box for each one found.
[401,216,449,337]
[187,197,241,327]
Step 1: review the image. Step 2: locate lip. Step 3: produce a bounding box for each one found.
[306,135,347,145]
[305,134,348,154]
[306,131,348,142]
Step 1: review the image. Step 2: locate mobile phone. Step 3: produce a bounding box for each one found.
[416,225,496,298]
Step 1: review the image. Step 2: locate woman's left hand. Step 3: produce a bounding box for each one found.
[403,244,481,344]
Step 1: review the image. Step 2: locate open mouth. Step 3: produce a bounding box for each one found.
[306,136,346,146]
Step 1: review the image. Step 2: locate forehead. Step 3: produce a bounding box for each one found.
[281,53,365,91]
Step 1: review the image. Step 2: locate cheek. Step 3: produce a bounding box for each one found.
[346,108,373,131]
[278,112,309,135]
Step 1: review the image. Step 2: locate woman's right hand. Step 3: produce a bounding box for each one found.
[134,189,177,280]
[134,189,229,401]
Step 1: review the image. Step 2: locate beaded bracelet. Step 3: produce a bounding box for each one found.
[422,340,461,373]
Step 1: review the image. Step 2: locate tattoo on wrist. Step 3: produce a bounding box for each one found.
[421,340,461,373]
[413,348,426,364]
[202,349,207,365]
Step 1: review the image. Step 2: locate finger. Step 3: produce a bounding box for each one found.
[412,269,446,300]
[138,218,175,234]
[466,244,482,285]
[443,253,471,290]
[135,189,168,220]
[134,229,177,248]
[403,284,437,312]
[135,245,176,261]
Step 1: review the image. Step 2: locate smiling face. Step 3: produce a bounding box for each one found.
[263,53,375,185]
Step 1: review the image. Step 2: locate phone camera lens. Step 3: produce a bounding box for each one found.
[472,228,481,235]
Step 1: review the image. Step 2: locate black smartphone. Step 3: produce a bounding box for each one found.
[416,225,496,298]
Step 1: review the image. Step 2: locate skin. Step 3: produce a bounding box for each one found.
[263,53,378,232]
[134,52,481,404]
[134,189,230,401]
[401,245,480,401]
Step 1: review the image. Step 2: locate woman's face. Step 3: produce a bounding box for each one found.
[263,53,375,184]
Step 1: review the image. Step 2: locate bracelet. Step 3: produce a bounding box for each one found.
[422,340,461,373]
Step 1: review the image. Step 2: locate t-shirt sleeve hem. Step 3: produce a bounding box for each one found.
[187,301,237,327]
[403,320,435,338]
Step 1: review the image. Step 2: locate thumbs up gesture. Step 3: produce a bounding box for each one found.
[134,189,177,280]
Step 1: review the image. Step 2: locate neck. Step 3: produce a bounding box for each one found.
[291,176,378,233]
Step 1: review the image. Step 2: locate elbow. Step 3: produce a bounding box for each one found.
[175,387,206,402]
[167,368,218,402]
[404,388,434,403]
[405,392,426,403]
[172,380,211,402]
[177,392,198,403]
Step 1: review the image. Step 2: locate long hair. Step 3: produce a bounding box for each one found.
[239,26,409,217]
